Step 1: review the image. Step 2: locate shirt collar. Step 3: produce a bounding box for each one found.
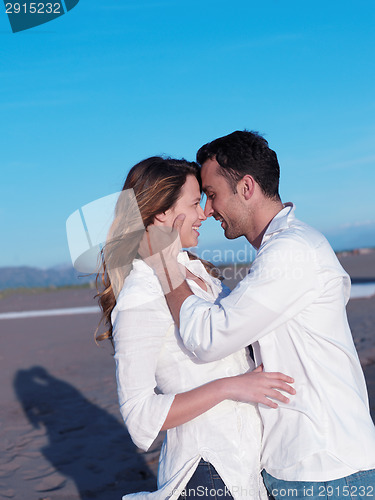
[177,250,191,266]
[132,250,220,293]
[133,250,192,274]
[178,251,217,283]
[261,202,295,246]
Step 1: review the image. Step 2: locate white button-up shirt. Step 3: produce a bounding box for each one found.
[112,252,267,499]
[179,203,375,482]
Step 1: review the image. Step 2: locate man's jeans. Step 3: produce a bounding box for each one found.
[262,469,375,499]
[179,459,233,499]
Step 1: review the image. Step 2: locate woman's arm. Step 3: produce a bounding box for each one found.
[113,295,176,451]
[114,282,295,443]
[161,365,295,430]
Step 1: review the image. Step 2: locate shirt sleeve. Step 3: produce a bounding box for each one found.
[113,295,175,451]
[179,236,322,362]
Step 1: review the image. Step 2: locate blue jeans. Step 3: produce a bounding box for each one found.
[262,469,375,499]
[179,459,233,499]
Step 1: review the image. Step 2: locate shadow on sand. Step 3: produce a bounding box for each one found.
[14,366,157,499]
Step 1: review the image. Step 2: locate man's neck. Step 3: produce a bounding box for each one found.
[247,200,284,250]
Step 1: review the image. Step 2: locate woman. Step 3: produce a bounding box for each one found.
[96,157,295,500]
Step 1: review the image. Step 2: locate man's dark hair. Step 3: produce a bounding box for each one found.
[196,130,280,200]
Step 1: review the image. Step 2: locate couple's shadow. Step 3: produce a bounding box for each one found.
[14,366,157,499]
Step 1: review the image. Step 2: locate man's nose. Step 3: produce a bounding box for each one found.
[204,199,214,218]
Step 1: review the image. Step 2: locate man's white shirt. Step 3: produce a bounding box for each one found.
[179,203,375,481]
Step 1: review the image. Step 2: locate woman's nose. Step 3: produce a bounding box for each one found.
[198,204,207,221]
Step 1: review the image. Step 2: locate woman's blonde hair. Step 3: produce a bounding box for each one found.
[96,156,221,342]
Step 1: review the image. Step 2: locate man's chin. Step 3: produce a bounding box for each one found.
[223,228,240,240]
[218,221,239,239]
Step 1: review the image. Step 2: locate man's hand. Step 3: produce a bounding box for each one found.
[138,214,187,294]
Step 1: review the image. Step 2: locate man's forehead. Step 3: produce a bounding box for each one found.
[201,157,219,171]
[201,159,221,188]
[201,160,220,179]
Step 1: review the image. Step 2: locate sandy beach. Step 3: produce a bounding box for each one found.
[0,290,161,500]
[0,252,374,499]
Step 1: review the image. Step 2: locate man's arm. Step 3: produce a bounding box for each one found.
[139,220,321,362]
[137,216,193,327]
[176,236,321,361]
[165,280,192,328]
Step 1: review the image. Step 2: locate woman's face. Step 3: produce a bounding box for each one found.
[164,175,206,248]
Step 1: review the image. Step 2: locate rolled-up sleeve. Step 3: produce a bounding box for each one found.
[113,296,175,451]
[179,237,322,362]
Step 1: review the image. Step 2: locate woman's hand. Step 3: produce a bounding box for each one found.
[161,365,295,430]
[223,365,296,409]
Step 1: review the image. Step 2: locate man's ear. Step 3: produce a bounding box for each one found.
[239,175,255,201]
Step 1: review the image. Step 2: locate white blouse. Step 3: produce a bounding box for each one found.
[111,251,267,500]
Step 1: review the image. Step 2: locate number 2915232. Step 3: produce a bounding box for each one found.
[5,3,62,14]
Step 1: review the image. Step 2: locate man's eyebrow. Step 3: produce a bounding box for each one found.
[202,185,213,193]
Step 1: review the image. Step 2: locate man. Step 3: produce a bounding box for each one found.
[143,130,375,499]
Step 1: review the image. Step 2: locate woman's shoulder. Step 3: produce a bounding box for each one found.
[115,259,165,310]
[111,261,171,328]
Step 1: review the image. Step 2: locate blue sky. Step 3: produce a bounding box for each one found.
[1,0,375,268]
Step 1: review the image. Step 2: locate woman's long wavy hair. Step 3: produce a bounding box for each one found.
[95,156,221,343]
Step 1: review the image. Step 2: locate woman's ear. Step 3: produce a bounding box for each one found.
[154,210,171,225]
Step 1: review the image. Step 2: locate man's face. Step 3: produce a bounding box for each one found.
[201,158,246,240]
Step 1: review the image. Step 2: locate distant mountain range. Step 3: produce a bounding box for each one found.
[0,265,94,291]
[324,222,375,253]
[1,219,375,291]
